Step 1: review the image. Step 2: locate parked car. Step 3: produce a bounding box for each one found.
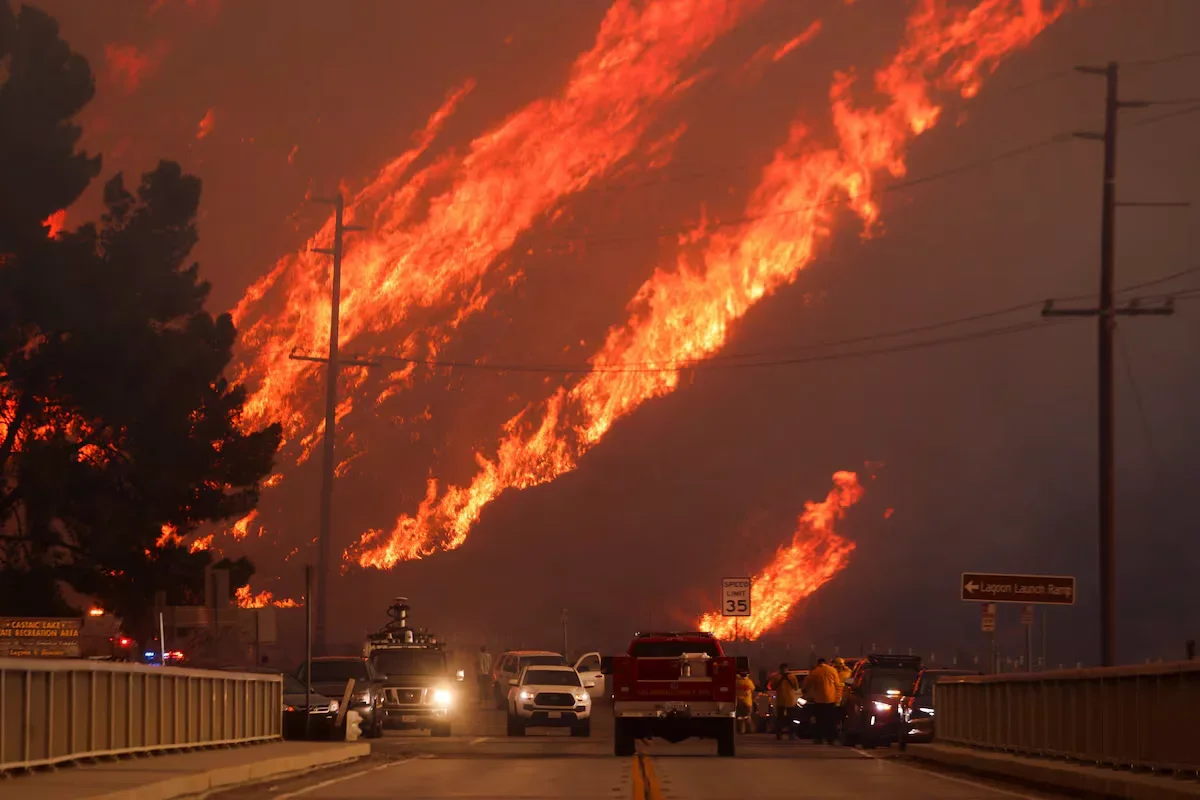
[506,664,593,737]
[222,667,340,740]
[839,654,922,748]
[900,668,980,742]
[296,656,385,738]
[491,650,567,709]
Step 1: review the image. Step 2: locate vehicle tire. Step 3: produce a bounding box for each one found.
[506,715,525,737]
[716,720,737,757]
[571,719,591,738]
[614,719,635,756]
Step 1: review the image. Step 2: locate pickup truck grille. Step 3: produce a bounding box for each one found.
[385,688,426,705]
[534,692,575,708]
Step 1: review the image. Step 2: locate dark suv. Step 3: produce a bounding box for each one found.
[297,656,385,738]
[368,645,460,736]
[900,667,980,742]
[839,654,922,748]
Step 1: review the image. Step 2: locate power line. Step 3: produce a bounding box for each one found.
[1125,48,1200,69]
[360,317,1075,376]
[320,263,1195,375]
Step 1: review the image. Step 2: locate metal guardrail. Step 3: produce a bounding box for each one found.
[0,657,282,772]
[935,660,1200,772]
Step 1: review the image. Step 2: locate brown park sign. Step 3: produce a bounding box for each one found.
[0,617,83,658]
[961,573,1076,605]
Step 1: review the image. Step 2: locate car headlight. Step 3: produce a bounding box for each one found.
[518,690,534,701]
[796,697,807,706]
[327,700,339,713]
[432,689,451,706]
[873,701,892,712]
[574,692,588,703]
[918,707,935,716]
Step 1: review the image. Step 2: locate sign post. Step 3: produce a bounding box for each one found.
[981,603,996,673]
[1020,605,1034,672]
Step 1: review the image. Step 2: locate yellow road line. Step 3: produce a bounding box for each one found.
[641,752,666,800]
[631,754,644,799]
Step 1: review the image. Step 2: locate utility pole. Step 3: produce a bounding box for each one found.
[1043,62,1179,668]
[288,194,376,654]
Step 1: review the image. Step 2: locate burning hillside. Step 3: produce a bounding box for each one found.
[213,0,1072,602]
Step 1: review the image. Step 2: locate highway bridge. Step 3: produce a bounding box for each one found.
[2,656,1196,799]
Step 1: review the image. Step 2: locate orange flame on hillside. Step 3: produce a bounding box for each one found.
[230,509,258,540]
[235,585,300,609]
[43,210,67,238]
[189,534,213,553]
[352,0,1070,569]
[232,0,762,445]
[698,471,863,639]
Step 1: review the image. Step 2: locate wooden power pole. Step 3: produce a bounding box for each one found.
[1043,62,1178,667]
[289,194,376,654]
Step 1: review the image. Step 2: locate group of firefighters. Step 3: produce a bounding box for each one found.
[735,656,853,743]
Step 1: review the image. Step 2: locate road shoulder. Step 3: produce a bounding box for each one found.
[1,740,369,800]
[904,743,1200,800]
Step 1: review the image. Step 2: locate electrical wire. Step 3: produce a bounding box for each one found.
[287,264,1196,377]
[1125,48,1200,69]
[361,317,1076,375]
[549,133,1078,249]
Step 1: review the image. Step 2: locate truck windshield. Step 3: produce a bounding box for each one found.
[305,660,370,682]
[371,649,447,676]
[631,641,721,658]
[868,668,919,696]
[523,669,580,686]
[518,655,566,669]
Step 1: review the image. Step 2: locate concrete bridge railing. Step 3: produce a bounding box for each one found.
[0,657,282,772]
[935,660,1200,772]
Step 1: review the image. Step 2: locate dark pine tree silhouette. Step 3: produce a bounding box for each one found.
[0,2,281,636]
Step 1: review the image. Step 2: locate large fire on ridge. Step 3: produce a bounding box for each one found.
[697,470,863,640]
[232,0,764,450]
[350,0,1071,569]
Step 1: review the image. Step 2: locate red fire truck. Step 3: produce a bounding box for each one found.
[601,631,746,757]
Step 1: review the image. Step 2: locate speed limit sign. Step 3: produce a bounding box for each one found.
[721,577,751,617]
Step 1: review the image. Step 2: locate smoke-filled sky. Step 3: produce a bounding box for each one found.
[37,0,1200,665]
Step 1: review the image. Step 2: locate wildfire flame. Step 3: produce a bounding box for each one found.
[698,471,863,639]
[234,585,300,609]
[351,0,1070,569]
[232,0,763,446]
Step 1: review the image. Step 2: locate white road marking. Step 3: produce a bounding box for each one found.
[854,749,1051,799]
[270,757,417,799]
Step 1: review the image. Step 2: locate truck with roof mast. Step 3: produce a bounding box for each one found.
[363,597,464,736]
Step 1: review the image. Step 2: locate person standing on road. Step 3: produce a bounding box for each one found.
[476,645,493,707]
[832,657,852,735]
[735,670,755,734]
[802,657,841,744]
[767,663,800,740]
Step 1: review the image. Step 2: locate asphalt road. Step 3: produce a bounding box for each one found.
[214,702,1071,799]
